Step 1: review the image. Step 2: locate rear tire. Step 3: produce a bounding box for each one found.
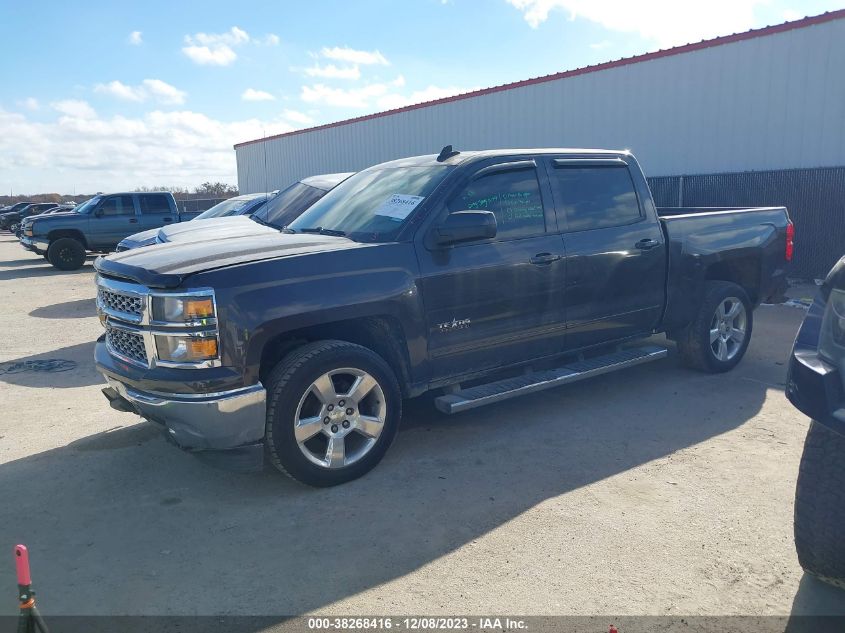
[676,281,752,373]
[47,237,85,270]
[264,340,401,487]
[794,421,845,589]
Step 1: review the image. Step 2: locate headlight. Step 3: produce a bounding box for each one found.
[152,295,215,323]
[819,288,845,363]
[155,334,219,363]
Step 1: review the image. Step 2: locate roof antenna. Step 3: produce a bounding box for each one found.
[436,145,460,162]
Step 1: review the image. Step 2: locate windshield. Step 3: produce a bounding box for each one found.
[287,166,450,242]
[252,182,328,229]
[194,195,265,220]
[74,196,101,214]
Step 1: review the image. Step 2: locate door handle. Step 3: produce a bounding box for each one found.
[129,218,138,224]
[529,253,561,265]
[635,238,659,250]
[163,217,173,222]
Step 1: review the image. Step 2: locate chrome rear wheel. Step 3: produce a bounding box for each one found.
[709,297,747,362]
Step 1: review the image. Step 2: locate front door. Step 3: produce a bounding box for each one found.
[545,158,666,350]
[417,158,567,380]
[89,194,138,249]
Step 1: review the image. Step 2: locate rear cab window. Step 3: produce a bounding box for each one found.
[139,194,172,214]
[548,161,642,231]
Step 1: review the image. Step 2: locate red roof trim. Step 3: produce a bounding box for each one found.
[234,9,845,149]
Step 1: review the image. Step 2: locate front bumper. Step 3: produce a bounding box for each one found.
[101,377,267,470]
[787,350,845,436]
[20,235,48,254]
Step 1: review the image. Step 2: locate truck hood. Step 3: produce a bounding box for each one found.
[158,215,274,243]
[95,232,367,288]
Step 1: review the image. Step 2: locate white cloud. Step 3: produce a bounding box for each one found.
[506,0,766,47]
[182,27,277,65]
[304,64,361,80]
[320,46,389,66]
[242,88,276,102]
[128,31,143,45]
[142,79,187,105]
[95,80,145,102]
[51,100,97,119]
[590,40,612,49]
[94,79,186,105]
[0,105,296,192]
[182,26,249,66]
[18,97,40,111]
[301,81,475,111]
[282,109,315,125]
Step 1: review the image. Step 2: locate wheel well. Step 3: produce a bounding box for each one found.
[704,257,760,304]
[48,230,88,250]
[258,316,413,396]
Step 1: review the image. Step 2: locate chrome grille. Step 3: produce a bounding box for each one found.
[98,288,144,318]
[106,327,148,365]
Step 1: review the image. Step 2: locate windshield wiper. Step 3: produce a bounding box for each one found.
[297,227,347,237]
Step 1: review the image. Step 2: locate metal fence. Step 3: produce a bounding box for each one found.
[648,166,845,280]
[177,198,226,214]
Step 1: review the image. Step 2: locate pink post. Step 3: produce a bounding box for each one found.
[14,545,31,586]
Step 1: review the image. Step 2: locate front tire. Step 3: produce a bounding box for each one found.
[264,340,401,487]
[676,281,752,373]
[794,421,845,589]
[47,237,85,270]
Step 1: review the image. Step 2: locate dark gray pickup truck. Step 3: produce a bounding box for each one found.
[93,147,792,486]
[21,191,200,270]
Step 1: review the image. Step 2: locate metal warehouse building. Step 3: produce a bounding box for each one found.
[235,10,845,278]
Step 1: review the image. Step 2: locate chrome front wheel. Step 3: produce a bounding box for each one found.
[294,368,387,469]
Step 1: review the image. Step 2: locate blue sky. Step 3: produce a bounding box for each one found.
[1,0,843,194]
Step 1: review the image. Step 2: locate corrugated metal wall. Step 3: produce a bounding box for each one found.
[649,167,845,279]
[236,16,845,192]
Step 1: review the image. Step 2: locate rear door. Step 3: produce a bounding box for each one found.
[136,194,176,232]
[545,157,666,350]
[417,157,567,380]
[89,194,138,249]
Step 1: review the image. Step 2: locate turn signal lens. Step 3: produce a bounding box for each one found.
[153,295,215,323]
[184,298,214,319]
[155,335,219,363]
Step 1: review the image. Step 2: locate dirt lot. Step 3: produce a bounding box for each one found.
[0,234,843,618]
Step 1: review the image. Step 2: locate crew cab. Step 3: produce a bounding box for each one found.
[786,255,845,589]
[115,173,352,251]
[20,192,200,270]
[93,147,792,486]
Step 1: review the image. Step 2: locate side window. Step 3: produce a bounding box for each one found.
[549,166,641,232]
[98,195,135,216]
[139,194,171,214]
[447,167,545,240]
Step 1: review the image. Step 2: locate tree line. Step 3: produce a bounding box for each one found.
[1,182,239,206]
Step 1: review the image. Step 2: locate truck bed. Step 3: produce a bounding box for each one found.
[657,205,791,331]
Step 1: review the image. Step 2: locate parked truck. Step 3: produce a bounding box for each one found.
[20,192,201,270]
[93,147,792,486]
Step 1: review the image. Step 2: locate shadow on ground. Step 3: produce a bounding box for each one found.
[0,341,99,388]
[30,298,97,319]
[786,574,845,631]
[0,261,95,281]
[0,346,775,619]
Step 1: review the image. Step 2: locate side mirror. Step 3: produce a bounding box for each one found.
[434,210,497,246]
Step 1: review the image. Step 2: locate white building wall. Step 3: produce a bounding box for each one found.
[236,16,845,193]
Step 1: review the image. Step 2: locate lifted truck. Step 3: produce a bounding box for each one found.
[93,147,792,486]
[20,191,200,270]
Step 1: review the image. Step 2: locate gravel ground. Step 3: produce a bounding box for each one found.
[0,234,843,619]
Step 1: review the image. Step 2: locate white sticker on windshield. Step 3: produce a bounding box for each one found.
[374,194,425,220]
